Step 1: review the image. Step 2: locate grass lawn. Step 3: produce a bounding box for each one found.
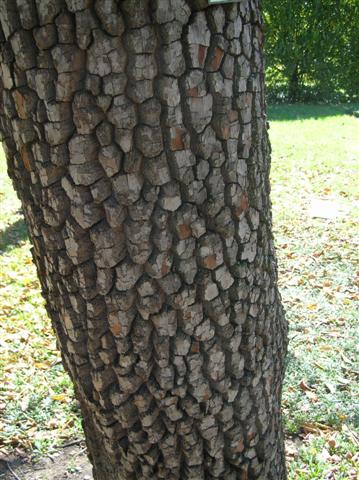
[0,103,358,478]
[269,103,359,479]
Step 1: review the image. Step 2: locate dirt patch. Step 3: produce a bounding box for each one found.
[0,445,92,480]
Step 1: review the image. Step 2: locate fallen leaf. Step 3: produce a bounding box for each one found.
[51,393,67,402]
[340,352,353,364]
[337,377,351,385]
[320,448,331,462]
[20,396,29,412]
[327,437,337,449]
[313,362,325,370]
[330,454,341,464]
[324,382,336,393]
[285,443,299,458]
[305,390,319,403]
[34,362,50,370]
[325,469,337,480]
[327,331,342,338]
[319,344,337,352]
[307,303,318,311]
[301,422,333,435]
[299,380,312,392]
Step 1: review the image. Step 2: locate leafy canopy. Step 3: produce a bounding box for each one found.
[263,0,359,102]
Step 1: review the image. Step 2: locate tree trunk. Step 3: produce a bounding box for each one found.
[288,64,300,103]
[0,1,288,479]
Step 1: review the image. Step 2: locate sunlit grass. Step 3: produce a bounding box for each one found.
[269,104,359,478]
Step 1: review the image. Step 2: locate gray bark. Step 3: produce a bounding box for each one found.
[0,1,288,479]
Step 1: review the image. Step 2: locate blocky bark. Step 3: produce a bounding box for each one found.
[0,1,288,479]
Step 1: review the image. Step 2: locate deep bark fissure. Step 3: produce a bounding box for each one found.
[0,1,287,479]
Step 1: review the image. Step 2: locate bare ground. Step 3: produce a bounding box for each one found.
[0,445,92,480]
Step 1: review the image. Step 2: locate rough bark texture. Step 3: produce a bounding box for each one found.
[0,1,288,479]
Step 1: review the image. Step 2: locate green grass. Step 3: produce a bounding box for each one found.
[268,103,359,479]
[0,104,358,478]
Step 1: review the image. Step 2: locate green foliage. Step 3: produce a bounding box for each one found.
[264,0,359,102]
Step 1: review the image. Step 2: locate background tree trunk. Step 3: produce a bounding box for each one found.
[0,1,288,478]
[288,64,300,103]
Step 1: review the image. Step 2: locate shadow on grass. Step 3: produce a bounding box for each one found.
[0,216,28,253]
[268,103,359,122]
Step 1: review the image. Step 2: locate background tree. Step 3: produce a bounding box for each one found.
[264,0,359,102]
[0,1,287,479]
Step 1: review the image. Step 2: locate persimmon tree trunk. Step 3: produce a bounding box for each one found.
[0,0,288,478]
